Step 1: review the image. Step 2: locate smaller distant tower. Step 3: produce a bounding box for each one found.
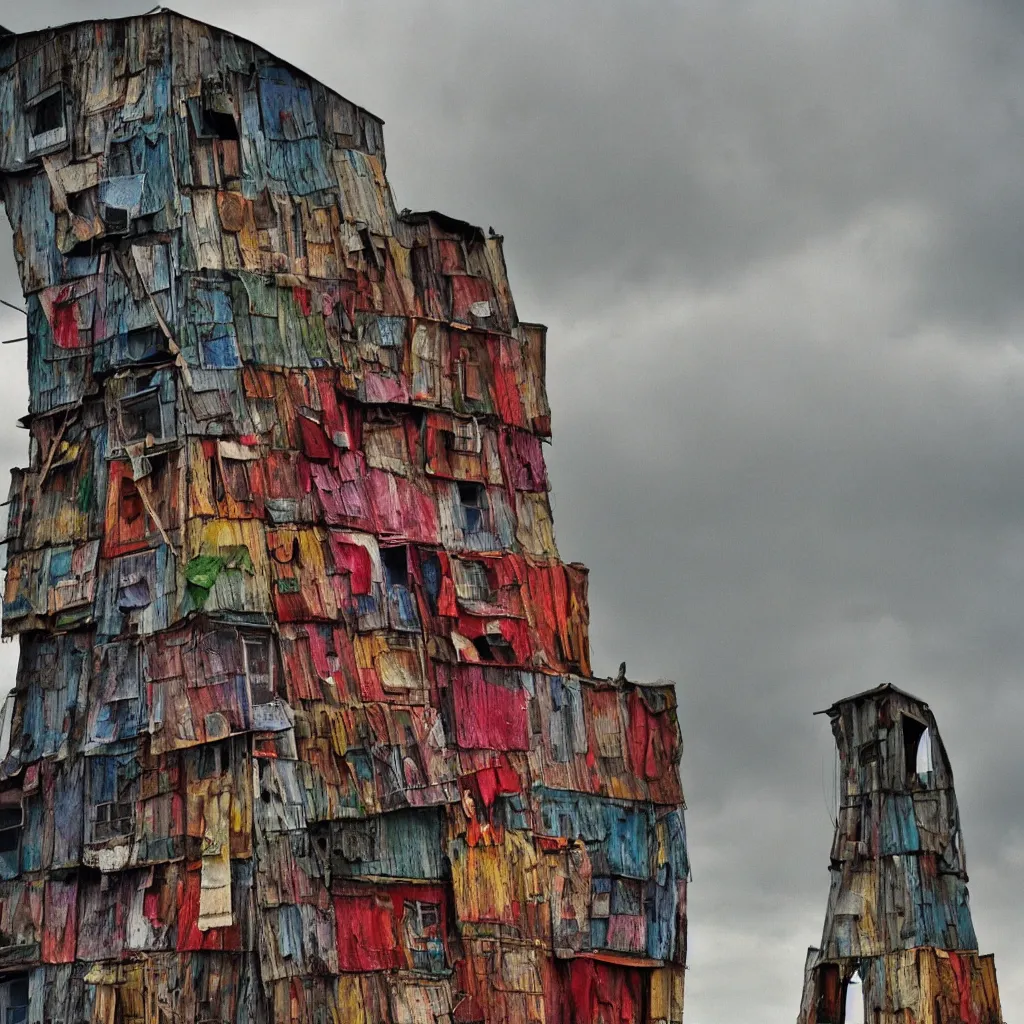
[798,684,1002,1024]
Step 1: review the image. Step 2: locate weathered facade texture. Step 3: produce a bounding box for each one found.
[0,9,688,1024]
[798,685,1001,1023]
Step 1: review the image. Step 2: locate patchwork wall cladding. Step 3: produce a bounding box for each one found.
[0,9,687,1024]
[798,685,1002,1024]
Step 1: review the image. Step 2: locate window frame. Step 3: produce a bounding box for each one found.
[0,975,28,1024]
[118,384,175,447]
[453,559,495,605]
[90,797,135,844]
[381,545,410,590]
[26,85,68,155]
[447,418,481,455]
[457,481,488,534]
[0,806,22,863]
[242,632,276,706]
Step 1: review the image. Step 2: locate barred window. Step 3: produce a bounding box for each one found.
[453,559,494,604]
[448,418,480,454]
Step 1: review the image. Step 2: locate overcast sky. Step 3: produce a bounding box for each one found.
[3,2,1024,1020]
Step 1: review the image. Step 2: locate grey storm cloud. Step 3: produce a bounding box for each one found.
[2,2,1024,1020]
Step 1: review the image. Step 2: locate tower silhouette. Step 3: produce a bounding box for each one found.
[798,684,1002,1023]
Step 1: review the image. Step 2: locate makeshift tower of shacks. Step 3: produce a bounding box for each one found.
[0,9,688,1024]
[798,684,1002,1023]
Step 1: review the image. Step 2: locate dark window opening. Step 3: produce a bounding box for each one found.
[3,976,28,1024]
[901,715,927,782]
[65,238,100,259]
[120,386,173,446]
[106,141,135,178]
[0,808,22,855]
[382,546,409,589]
[457,482,486,533]
[121,391,163,441]
[485,633,516,664]
[147,452,169,484]
[420,552,442,614]
[196,739,229,780]
[243,634,275,705]
[102,205,130,235]
[199,86,239,141]
[69,188,98,221]
[203,108,239,140]
[31,90,64,136]
[471,636,491,660]
[92,799,134,843]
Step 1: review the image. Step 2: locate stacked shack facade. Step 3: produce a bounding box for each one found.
[798,685,1001,1024]
[0,11,687,1024]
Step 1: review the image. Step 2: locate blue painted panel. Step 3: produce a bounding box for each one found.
[258,67,318,142]
[333,807,447,880]
[536,788,654,880]
[880,794,920,855]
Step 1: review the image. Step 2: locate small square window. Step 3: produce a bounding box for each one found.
[453,560,493,604]
[121,390,163,441]
[447,419,480,455]
[33,92,63,135]
[92,800,134,842]
[102,206,130,235]
[27,87,67,154]
[119,385,173,446]
[123,327,163,363]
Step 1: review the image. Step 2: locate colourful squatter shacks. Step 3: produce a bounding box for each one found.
[798,685,1002,1024]
[0,10,687,1023]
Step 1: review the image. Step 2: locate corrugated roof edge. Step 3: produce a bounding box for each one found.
[814,681,930,716]
[400,210,487,246]
[6,6,385,127]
